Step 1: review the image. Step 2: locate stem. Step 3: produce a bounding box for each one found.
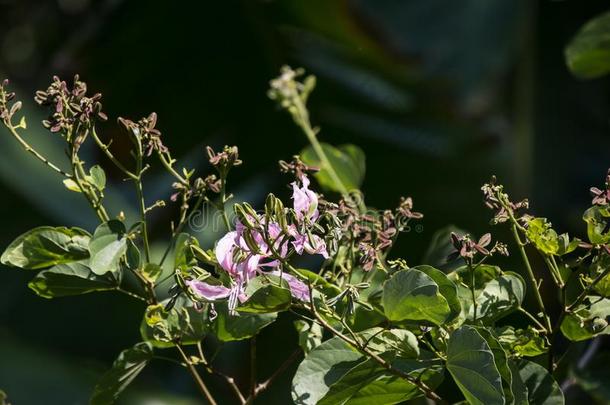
[91,127,137,179]
[517,306,546,331]
[175,344,217,405]
[245,349,301,404]
[293,99,365,212]
[116,287,147,302]
[510,223,552,333]
[135,180,151,262]
[468,260,478,322]
[4,122,73,178]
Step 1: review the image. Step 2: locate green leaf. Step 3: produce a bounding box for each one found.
[583,206,610,244]
[561,296,610,341]
[1,226,90,270]
[474,327,514,405]
[382,269,451,325]
[526,218,559,255]
[90,342,153,405]
[358,328,419,358]
[125,239,140,270]
[237,276,293,313]
[62,178,82,192]
[473,272,525,322]
[297,268,341,297]
[515,359,564,405]
[0,389,10,405]
[446,325,504,405]
[300,142,365,192]
[89,165,106,191]
[28,261,117,298]
[495,326,548,357]
[174,233,198,272]
[413,265,462,324]
[291,336,363,405]
[294,320,323,354]
[213,302,277,342]
[89,220,127,275]
[318,355,444,405]
[140,296,207,348]
[565,10,610,79]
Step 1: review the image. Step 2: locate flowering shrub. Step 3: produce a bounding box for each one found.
[1,65,610,405]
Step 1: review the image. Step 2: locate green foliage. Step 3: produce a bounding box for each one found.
[446,326,504,405]
[236,275,292,314]
[318,356,444,405]
[1,226,89,269]
[28,261,118,298]
[212,302,277,342]
[573,352,610,402]
[88,220,127,275]
[291,336,362,405]
[560,296,610,341]
[381,268,453,325]
[565,10,610,79]
[583,206,610,244]
[301,143,365,192]
[495,326,547,357]
[140,296,207,348]
[90,342,153,405]
[515,359,564,405]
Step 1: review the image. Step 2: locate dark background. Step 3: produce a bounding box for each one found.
[1,0,609,404]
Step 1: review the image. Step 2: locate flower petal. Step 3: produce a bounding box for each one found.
[187,279,231,301]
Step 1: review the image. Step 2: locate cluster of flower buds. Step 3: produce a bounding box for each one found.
[590,169,610,206]
[35,75,107,138]
[170,174,221,202]
[448,232,509,262]
[0,79,22,124]
[268,66,316,119]
[206,145,242,175]
[118,112,167,156]
[481,176,529,224]
[326,195,422,272]
[279,156,319,181]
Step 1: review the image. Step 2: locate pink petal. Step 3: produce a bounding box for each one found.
[187,279,231,300]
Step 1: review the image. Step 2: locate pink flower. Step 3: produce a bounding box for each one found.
[292,175,318,221]
[291,232,329,259]
[186,279,231,300]
[271,271,311,302]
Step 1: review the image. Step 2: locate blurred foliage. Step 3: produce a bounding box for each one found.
[2,0,610,403]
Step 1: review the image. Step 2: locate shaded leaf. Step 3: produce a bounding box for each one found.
[89,220,127,275]
[301,142,365,192]
[28,261,117,298]
[1,226,90,270]
[90,342,153,405]
[291,336,363,405]
[446,325,504,405]
[565,10,610,79]
[237,276,292,314]
[213,301,277,342]
[140,296,207,348]
[515,359,564,405]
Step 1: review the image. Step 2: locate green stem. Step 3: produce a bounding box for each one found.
[510,223,552,333]
[91,127,137,179]
[468,260,478,323]
[4,122,72,178]
[293,99,365,212]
